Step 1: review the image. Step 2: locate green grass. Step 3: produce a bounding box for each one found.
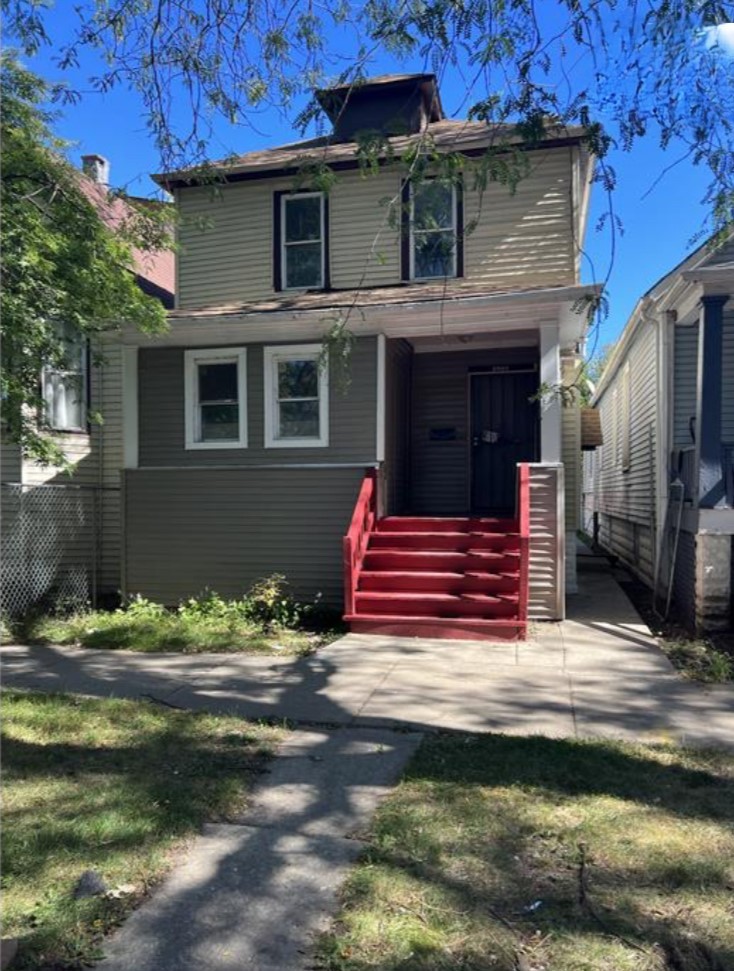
[23,608,335,654]
[319,734,734,971]
[658,636,734,684]
[1,689,284,970]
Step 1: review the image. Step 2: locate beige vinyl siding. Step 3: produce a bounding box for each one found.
[410,347,537,515]
[176,181,274,309]
[384,339,413,515]
[463,148,576,290]
[673,324,698,447]
[594,320,658,583]
[175,147,577,309]
[527,463,564,620]
[123,466,364,605]
[138,336,378,467]
[329,169,401,288]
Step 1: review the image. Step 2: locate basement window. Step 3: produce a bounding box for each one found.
[264,344,329,448]
[184,348,248,449]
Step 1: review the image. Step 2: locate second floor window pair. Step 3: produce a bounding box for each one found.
[278,180,459,291]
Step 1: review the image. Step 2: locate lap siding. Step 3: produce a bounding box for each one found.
[124,466,365,605]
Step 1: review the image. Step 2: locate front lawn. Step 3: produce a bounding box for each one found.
[1,689,284,970]
[320,734,734,971]
[17,580,342,654]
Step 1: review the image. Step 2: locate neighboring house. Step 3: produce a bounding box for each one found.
[119,73,599,639]
[0,155,174,616]
[585,230,734,631]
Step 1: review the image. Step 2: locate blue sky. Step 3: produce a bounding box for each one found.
[23,5,723,354]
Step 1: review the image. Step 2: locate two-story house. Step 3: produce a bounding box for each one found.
[120,73,598,639]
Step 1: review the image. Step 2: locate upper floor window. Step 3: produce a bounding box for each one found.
[264,344,329,448]
[410,180,459,280]
[278,192,326,291]
[184,348,248,449]
[42,322,87,432]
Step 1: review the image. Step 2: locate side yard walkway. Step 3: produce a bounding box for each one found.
[3,560,733,747]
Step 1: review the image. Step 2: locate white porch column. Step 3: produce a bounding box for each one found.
[122,347,139,469]
[539,323,562,462]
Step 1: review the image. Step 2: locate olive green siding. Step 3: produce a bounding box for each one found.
[123,466,364,605]
[138,337,378,467]
[175,148,576,310]
[410,348,538,515]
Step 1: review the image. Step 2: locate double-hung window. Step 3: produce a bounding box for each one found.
[42,322,88,432]
[279,192,325,290]
[410,180,458,280]
[264,345,328,448]
[184,348,247,449]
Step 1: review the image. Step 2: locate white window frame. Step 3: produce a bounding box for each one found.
[280,192,325,291]
[184,347,248,450]
[409,180,457,281]
[264,344,329,449]
[42,326,88,433]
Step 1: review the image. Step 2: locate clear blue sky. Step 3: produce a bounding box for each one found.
[23,4,717,354]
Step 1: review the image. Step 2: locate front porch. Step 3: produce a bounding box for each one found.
[344,325,577,641]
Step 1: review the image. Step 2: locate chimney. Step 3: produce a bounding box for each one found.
[81,153,110,185]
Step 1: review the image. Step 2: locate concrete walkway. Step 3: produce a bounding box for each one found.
[3,560,734,969]
[3,562,733,747]
[97,727,421,971]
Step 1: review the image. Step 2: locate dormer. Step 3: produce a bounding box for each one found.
[315,73,444,142]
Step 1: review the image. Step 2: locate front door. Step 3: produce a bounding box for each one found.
[470,370,539,513]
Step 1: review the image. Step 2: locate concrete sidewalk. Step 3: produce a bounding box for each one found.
[2,563,733,748]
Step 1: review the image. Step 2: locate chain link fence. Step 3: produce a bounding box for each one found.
[1,484,101,618]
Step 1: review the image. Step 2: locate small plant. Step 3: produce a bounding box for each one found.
[244,574,307,631]
[663,638,734,683]
[121,594,166,620]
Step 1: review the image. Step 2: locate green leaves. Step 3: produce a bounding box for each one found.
[0,55,169,466]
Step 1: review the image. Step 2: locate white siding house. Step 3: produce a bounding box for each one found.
[588,231,734,630]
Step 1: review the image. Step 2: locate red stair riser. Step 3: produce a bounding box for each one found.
[346,615,525,641]
[362,551,520,572]
[354,593,519,619]
[376,517,517,534]
[368,532,520,551]
[358,571,519,594]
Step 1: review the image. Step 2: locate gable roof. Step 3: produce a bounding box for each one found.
[592,226,734,401]
[153,118,589,189]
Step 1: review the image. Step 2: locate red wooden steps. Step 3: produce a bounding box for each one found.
[345,514,527,642]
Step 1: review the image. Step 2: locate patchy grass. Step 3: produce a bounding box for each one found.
[23,609,334,655]
[659,637,734,684]
[1,689,284,970]
[319,733,734,971]
[617,575,734,683]
[16,584,343,655]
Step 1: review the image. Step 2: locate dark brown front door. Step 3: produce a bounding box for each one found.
[470,371,539,513]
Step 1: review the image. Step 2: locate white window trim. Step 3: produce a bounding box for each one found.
[280,192,325,291]
[264,344,329,449]
[184,347,248,450]
[42,337,88,434]
[409,180,457,282]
